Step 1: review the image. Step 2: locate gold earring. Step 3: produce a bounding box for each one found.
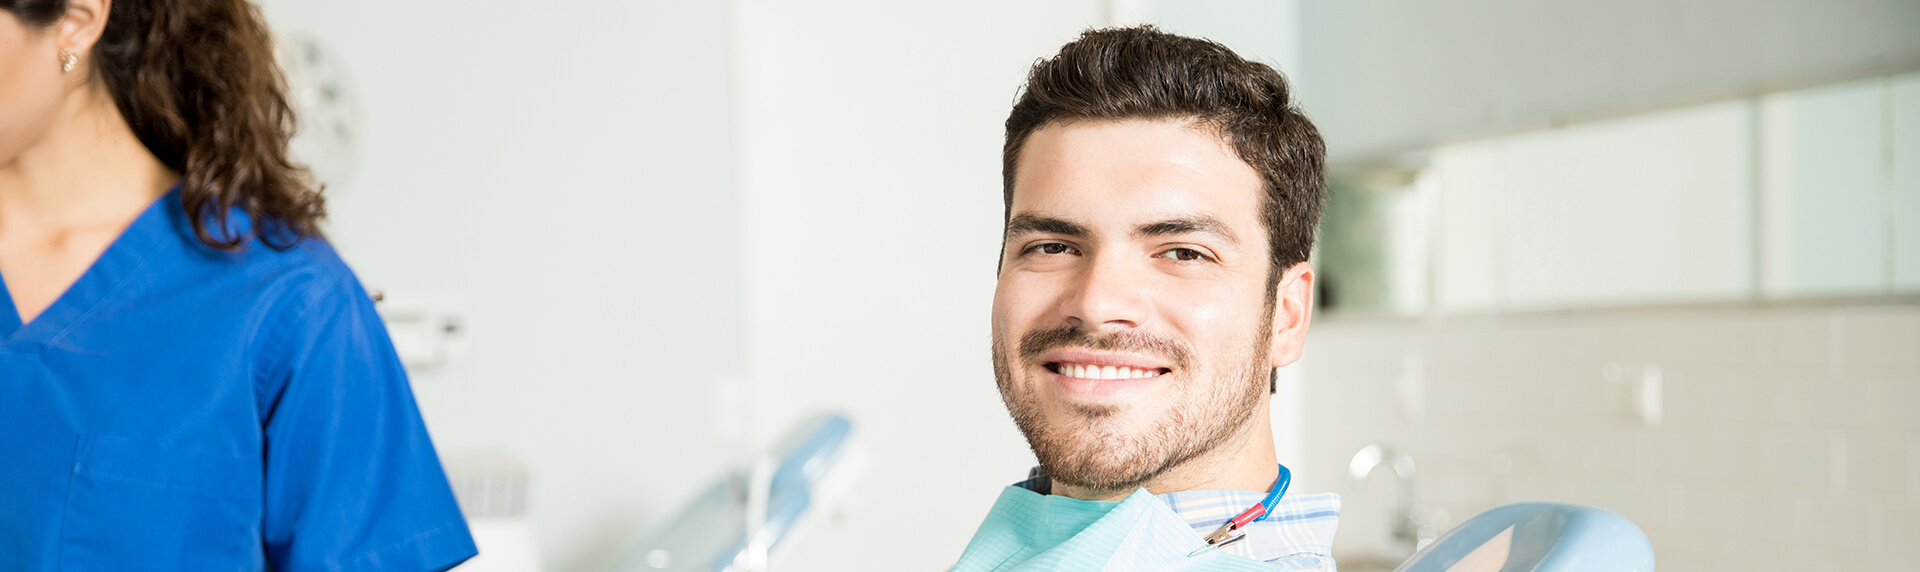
[58,49,77,73]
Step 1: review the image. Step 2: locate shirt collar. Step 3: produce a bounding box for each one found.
[1013,467,1341,562]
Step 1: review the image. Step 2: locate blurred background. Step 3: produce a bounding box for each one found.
[250,0,1919,570]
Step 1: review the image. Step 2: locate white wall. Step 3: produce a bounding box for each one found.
[254,2,740,571]
[1155,0,1300,83]
[730,2,1098,567]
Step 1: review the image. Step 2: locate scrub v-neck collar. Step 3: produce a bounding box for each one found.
[0,188,179,348]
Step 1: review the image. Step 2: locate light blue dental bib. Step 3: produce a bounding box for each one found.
[951,486,1288,571]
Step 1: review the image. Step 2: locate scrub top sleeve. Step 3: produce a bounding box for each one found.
[257,274,477,572]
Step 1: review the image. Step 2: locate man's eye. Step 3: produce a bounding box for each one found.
[1028,243,1078,255]
[1160,248,1210,262]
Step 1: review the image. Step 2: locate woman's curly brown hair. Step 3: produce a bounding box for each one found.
[4,0,324,250]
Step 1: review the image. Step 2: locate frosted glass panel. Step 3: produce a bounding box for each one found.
[1359,74,1913,314]
[1497,101,1753,308]
[1895,73,1920,292]
[1761,78,1890,296]
[1430,141,1504,312]
[1319,172,1432,314]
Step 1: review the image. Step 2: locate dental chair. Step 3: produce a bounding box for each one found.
[1390,503,1654,572]
[610,414,861,572]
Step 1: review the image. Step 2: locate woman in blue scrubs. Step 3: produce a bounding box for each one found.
[0,1,477,570]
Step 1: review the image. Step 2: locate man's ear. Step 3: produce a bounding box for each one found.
[1266,261,1315,368]
[55,0,112,67]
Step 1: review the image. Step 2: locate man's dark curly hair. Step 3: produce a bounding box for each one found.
[1002,25,1326,285]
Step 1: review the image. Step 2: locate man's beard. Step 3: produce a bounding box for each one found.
[991,321,1272,494]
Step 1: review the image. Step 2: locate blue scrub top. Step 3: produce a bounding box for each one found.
[0,189,478,571]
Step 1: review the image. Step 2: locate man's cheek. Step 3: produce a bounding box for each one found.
[1176,286,1263,338]
[1177,302,1229,341]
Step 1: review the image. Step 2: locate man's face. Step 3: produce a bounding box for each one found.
[992,119,1281,494]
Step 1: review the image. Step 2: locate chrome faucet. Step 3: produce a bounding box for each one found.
[1347,444,1437,555]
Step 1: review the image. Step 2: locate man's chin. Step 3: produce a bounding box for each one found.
[1030,424,1171,492]
[1039,451,1163,493]
[1056,400,1122,419]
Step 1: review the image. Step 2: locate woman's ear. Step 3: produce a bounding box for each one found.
[55,0,112,64]
[1266,261,1315,368]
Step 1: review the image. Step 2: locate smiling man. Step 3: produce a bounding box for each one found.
[952,27,1338,570]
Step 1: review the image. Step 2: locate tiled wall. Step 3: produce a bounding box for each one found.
[1294,301,1920,572]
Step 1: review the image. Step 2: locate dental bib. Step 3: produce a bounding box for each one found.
[952,486,1302,571]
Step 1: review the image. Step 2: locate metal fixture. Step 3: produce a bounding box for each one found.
[1347,444,1439,557]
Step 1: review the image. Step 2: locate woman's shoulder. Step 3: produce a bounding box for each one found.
[231,235,372,307]
[252,234,356,282]
[153,192,364,297]
[212,235,390,378]
[158,217,374,321]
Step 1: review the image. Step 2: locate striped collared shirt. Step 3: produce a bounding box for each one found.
[1015,468,1341,569]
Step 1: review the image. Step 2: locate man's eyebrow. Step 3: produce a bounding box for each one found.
[1135,216,1240,245]
[1004,214,1090,239]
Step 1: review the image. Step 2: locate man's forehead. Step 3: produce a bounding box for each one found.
[1016,118,1245,178]
[1008,120,1265,238]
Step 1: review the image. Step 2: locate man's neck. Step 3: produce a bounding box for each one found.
[1054,401,1280,501]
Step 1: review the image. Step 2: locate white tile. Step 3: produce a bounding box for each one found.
[1803,496,1875,552]
[1759,372,1820,430]
[1754,435,1831,489]
[1300,304,1920,571]
[1807,379,1883,430]
[1910,441,1920,506]
[1838,438,1909,498]
[1673,432,1758,483]
[1839,310,1920,369]
[1873,374,1920,435]
[1627,312,1764,367]
[1712,366,1782,427]
[1656,368,1743,431]
[1756,311,1837,369]
[1687,481,1768,542]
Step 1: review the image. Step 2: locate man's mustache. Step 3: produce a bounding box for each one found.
[1018,324,1194,371]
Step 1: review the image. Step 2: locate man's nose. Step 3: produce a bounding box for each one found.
[1063,252,1147,330]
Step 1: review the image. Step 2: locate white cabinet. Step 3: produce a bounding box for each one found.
[1322,72,1920,314]
[1495,101,1753,308]
[1894,74,1920,291]
[1761,78,1892,297]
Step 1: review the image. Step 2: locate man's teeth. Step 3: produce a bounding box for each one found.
[1054,363,1162,380]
